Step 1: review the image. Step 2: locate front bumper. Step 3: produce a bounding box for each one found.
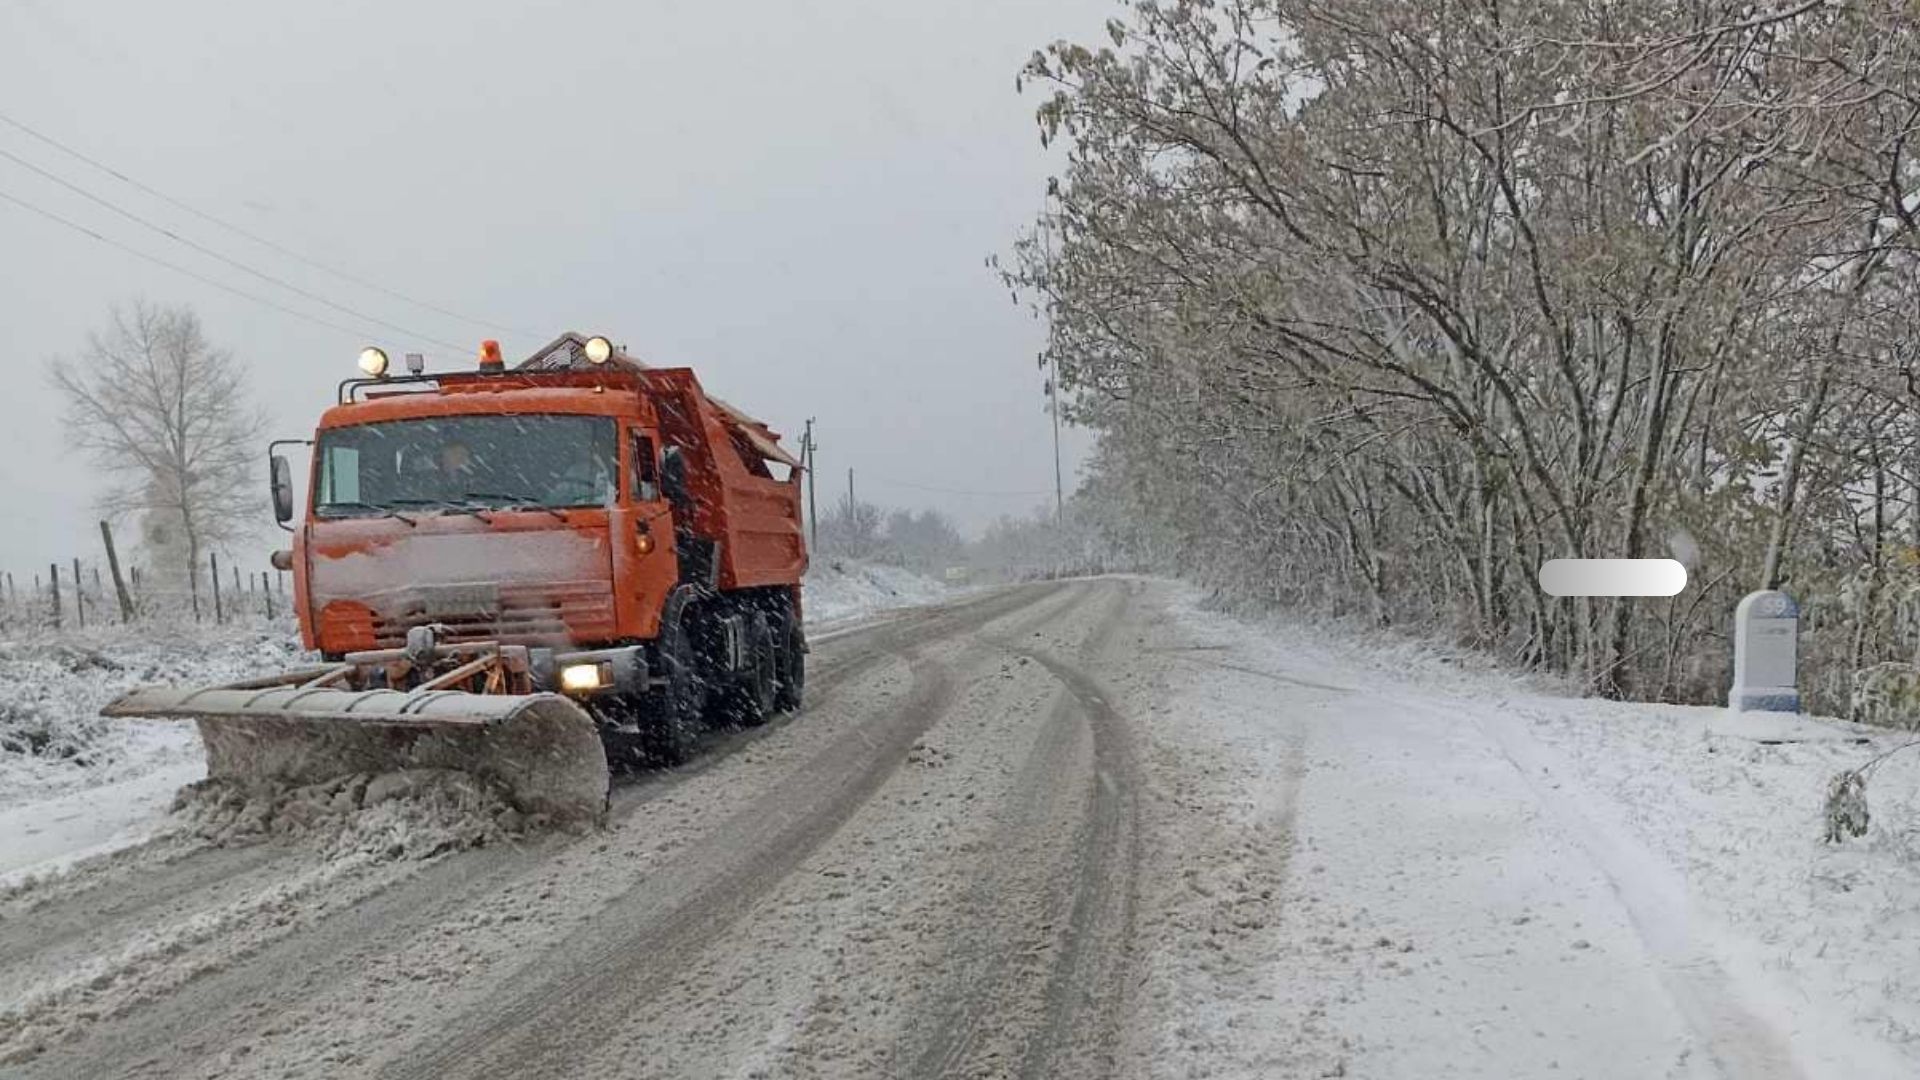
[531,645,648,698]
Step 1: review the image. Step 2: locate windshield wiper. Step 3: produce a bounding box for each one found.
[389,497,492,522]
[317,501,418,526]
[462,493,570,522]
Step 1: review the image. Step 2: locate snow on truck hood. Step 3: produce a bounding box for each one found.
[308,521,616,645]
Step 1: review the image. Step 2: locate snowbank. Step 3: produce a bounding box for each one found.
[804,559,955,626]
[0,621,308,883]
[0,622,304,813]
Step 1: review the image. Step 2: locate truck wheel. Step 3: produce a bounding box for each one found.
[641,611,702,765]
[774,618,805,712]
[719,615,776,728]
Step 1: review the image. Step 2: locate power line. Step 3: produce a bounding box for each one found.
[0,144,469,353]
[0,185,424,346]
[0,108,537,342]
[865,474,1054,498]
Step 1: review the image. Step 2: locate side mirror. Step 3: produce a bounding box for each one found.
[660,445,690,508]
[270,454,295,524]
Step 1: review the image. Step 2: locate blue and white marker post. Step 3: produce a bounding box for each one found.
[1730,590,1800,713]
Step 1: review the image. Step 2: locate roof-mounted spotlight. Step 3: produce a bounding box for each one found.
[584,335,614,364]
[358,347,390,378]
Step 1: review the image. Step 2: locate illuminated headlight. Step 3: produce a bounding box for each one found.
[358,347,390,377]
[560,662,610,693]
[584,335,613,364]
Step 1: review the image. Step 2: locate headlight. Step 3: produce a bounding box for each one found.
[358,347,390,377]
[584,335,613,364]
[560,662,610,692]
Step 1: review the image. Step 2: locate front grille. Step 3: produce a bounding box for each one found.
[371,580,616,647]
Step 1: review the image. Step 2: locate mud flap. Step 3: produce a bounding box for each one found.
[104,685,610,823]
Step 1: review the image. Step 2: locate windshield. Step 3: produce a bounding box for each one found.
[315,414,618,515]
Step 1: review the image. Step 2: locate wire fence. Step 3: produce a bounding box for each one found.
[0,523,290,636]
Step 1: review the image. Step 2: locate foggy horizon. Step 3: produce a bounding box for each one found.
[0,0,1103,576]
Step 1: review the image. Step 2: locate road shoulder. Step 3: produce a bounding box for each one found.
[1113,580,1919,1080]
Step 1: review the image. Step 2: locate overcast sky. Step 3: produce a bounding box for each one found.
[0,0,1106,578]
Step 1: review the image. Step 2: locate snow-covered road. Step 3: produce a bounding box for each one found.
[2,578,1915,1078]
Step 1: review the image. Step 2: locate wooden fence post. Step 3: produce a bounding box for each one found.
[262,571,274,619]
[72,557,84,629]
[210,552,224,625]
[48,563,61,631]
[99,521,134,623]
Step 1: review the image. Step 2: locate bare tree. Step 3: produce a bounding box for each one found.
[882,508,967,571]
[818,493,885,559]
[50,301,266,617]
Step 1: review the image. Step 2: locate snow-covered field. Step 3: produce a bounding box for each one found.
[0,622,305,884]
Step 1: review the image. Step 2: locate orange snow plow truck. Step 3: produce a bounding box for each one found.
[103,333,809,822]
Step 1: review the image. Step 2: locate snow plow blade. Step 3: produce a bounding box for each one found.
[102,676,610,823]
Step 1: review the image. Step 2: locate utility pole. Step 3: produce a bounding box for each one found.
[802,417,819,552]
[1047,352,1064,525]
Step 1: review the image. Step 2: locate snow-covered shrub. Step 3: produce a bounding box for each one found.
[1853,663,1920,730]
[1825,768,1872,844]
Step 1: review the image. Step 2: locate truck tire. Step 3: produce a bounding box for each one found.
[774,616,805,713]
[640,608,703,765]
[718,614,776,728]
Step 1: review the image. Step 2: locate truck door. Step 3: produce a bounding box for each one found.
[608,428,675,638]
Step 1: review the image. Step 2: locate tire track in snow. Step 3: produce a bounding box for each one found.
[904,580,1143,1080]
[1007,591,1144,1080]
[375,584,1079,1079]
[535,579,1111,1080]
[0,843,284,974]
[380,666,966,1079]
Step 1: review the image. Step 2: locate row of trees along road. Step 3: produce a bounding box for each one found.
[51,301,266,618]
[1008,1,1920,712]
